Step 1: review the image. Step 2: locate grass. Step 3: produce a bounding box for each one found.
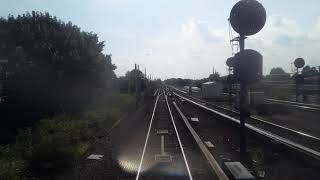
[251,82,292,101]
[0,93,136,179]
[264,86,291,100]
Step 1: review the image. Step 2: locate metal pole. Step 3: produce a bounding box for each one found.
[135,64,138,108]
[136,64,139,94]
[296,67,298,102]
[145,68,147,80]
[229,68,232,106]
[145,68,147,90]
[239,35,248,154]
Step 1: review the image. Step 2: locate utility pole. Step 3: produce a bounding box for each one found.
[137,65,140,93]
[145,68,147,80]
[294,58,305,102]
[296,67,299,102]
[226,57,233,107]
[135,64,137,94]
[145,68,147,89]
[229,69,232,106]
[238,35,248,154]
[134,63,138,108]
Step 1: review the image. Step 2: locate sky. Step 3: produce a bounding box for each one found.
[0,0,320,79]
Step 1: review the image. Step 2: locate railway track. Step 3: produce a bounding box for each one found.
[266,98,320,111]
[135,89,224,180]
[133,87,320,179]
[180,87,320,111]
[178,87,320,140]
[169,86,320,160]
[168,88,320,179]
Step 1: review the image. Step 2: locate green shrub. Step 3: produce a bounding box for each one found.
[27,143,71,176]
[0,145,26,180]
[0,158,25,180]
[0,93,137,178]
[83,93,136,127]
[95,94,136,112]
[10,117,93,177]
[61,142,90,160]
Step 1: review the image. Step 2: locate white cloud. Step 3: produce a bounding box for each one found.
[93,0,130,6]
[246,15,320,74]
[114,15,320,79]
[135,18,231,79]
[181,18,226,43]
[109,32,137,39]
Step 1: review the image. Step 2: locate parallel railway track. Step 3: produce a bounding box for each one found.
[169,86,320,160]
[178,87,320,111]
[266,98,320,111]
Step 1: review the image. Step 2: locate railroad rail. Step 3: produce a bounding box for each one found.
[179,86,320,111]
[171,101,229,180]
[171,86,320,141]
[135,89,226,179]
[266,98,320,111]
[169,87,320,160]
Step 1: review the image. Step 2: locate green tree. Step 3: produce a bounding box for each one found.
[0,12,116,139]
[124,69,145,93]
[208,72,220,81]
[265,67,290,81]
[270,67,286,75]
[302,65,318,76]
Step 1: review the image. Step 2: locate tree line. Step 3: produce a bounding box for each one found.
[164,72,220,88]
[0,12,119,142]
[165,65,320,88]
[265,66,320,81]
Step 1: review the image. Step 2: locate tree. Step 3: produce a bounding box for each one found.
[270,67,286,75]
[118,69,146,93]
[302,65,318,76]
[0,11,117,137]
[266,67,290,81]
[208,72,220,81]
[163,78,192,87]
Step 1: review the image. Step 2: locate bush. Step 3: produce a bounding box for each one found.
[0,116,93,178]
[0,158,25,180]
[93,93,136,112]
[0,145,26,180]
[0,93,136,179]
[26,140,89,176]
[27,143,71,176]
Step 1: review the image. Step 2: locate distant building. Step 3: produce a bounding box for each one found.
[201,81,222,99]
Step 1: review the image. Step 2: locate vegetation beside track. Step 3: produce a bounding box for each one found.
[0,93,136,179]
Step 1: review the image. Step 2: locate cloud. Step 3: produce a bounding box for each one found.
[133,18,231,79]
[114,15,320,79]
[181,18,226,43]
[111,32,137,39]
[273,34,295,46]
[176,15,320,77]
[93,0,131,6]
[246,15,320,74]
[144,50,152,56]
